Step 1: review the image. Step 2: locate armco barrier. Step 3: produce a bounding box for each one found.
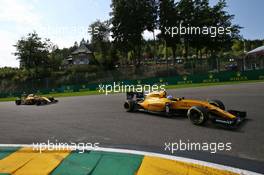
[1,69,264,98]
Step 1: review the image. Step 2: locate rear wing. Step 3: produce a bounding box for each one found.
[126,92,144,100]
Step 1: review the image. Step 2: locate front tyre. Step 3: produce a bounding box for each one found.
[187,106,209,125]
[208,99,225,110]
[15,99,21,105]
[124,100,135,112]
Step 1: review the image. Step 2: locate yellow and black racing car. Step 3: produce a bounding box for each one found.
[124,91,246,126]
[15,94,58,106]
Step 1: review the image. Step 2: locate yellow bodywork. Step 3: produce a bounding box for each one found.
[26,94,51,102]
[17,94,53,105]
[138,91,236,120]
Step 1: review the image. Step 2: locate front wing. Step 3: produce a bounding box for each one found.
[210,110,247,126]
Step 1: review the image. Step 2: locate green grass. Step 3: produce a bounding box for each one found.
[0,80,263,102]
[0,97,16,102]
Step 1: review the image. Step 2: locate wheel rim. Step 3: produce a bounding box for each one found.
[190,110,203,124]
[124,102,130,109]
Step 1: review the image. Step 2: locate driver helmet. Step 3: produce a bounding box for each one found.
[167,95,173,99]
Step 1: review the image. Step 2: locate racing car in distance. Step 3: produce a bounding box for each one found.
[15,94,58,106]
[124,91,246,127]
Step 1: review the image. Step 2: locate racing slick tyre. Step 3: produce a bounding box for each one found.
[124,100,135,112]
[208,99,225,110]
[15,99,21,105]
[187,106,209,125]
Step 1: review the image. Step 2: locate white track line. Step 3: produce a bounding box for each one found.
[0,144,261,175]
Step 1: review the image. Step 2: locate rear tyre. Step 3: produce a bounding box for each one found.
[124,100,135,112]
[15,99,21,105]
[208,99,225,110]
[187,106,209,125]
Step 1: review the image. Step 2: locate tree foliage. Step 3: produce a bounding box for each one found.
[111,0,158,64]
[12,0,244,75]
[90,20,111,59]
[14,32,50,73]
[158,0,181,64]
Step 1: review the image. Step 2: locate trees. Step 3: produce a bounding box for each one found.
[49,47,64,71]
[14,32,50,76]
[157,0,241,72]
[13,0,242,76]
[90,20,118,69]
[90,20,111,65]
[158,0,181,64]
[205,0,241,70]
[14,32,70,76]
[208,0,241,52]
[111,0,158,65]
[190,0,211,59]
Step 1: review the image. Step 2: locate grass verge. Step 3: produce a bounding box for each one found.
[0,80,263,102]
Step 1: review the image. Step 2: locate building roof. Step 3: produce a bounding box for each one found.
[247,46,264,57]
[72,43,92,55]
[67,56,73,61]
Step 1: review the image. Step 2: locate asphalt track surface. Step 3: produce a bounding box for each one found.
[0,82,264,173]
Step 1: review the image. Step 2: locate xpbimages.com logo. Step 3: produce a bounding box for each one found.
[163,23,232,38]
[98,82,166,95]
[164,140,232,154]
